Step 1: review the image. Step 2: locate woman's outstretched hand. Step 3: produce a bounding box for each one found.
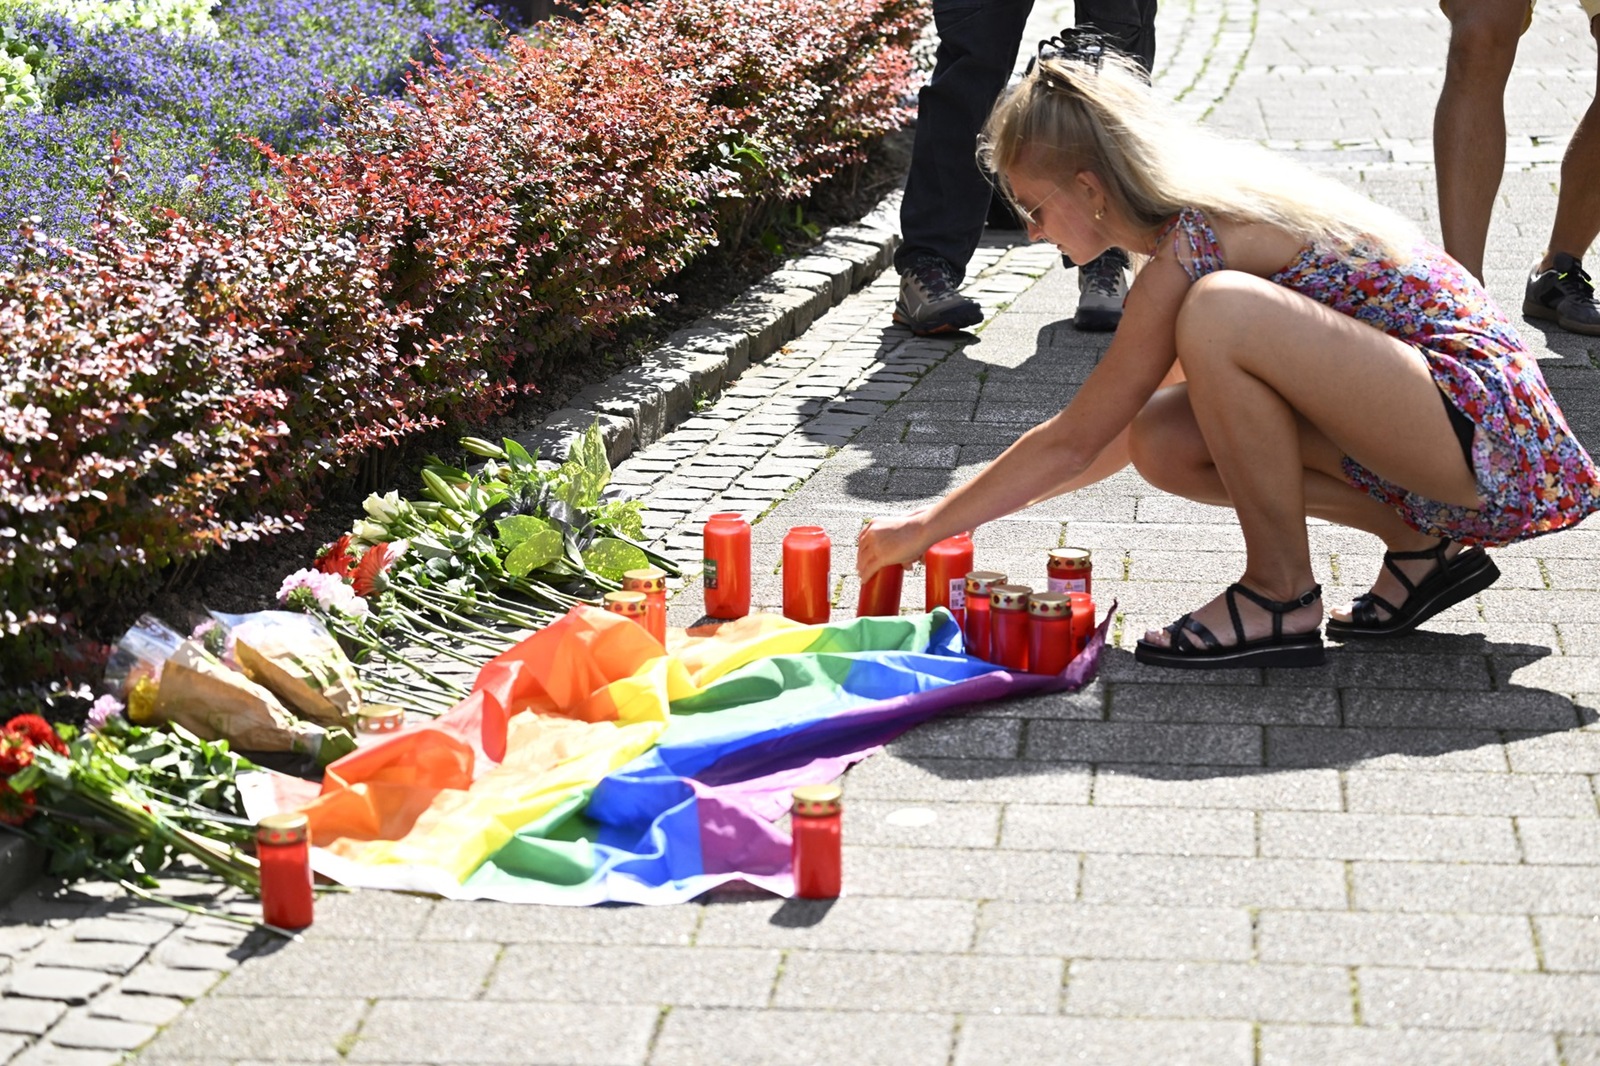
[857,510,932,582]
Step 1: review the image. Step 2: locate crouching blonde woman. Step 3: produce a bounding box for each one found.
[856,33,1600,669]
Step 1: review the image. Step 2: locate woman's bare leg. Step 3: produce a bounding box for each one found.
[1131,272,1480,648]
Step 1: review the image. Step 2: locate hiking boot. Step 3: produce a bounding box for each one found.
[1074,247,1131,331]
[1524,251,1600,337]
[894,256,983,335]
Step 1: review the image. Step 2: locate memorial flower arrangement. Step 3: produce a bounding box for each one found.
[0,711,261,896]
[278,423,684,712]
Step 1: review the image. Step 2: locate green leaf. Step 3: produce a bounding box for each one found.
[495,514,550,551]
[581,537,649,581]
[504,529,563,577]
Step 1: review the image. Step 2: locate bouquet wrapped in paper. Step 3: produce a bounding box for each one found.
[104,615,356,767]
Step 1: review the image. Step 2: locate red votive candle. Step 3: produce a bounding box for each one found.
[257,813,314,930]
[962,570,1007,660]
[603,590,649,630]
[924,532,974,622]
[1028,592,1073,675]
[1047,547,1093,596]
[857,563,904,618]
[622,567,668,645]
[702,512,752,619]
[990,584,1032,672]
[783,526,832,625]
[791,783,842,899]
[1069,591,1096,659]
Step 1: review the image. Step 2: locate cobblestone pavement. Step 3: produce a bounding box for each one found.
[6,0,1600,1062]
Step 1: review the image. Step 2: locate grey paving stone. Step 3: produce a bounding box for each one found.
[1343,689,1582,730]
[483,944,777,1007]
[774,950,1062,1014]
[1261,811,1519,862]
[1353,859,1600,915]
[86,991,187,1027]
[1564,1034,1600,1066]
[1505,731,1600,773]
[68,919,171,947]
[1265,727,1508,771]
[215,938,497,1000]
[652,1007,954,1066]
[1258,910,1539,970]
[1270,651,1495,691]
[845,800,1001,848]
[49,1008,157,1051]
[842,845,1078,902]
[954,1015,1253,1066]
[1517,816,1600,864]
[1108,685,1339,725]
[0,995,66,1034]
[1258,1025,1559,1065]
[1535,915,1600,972]
[1360,967,1600,1032]
[116,964,220,1001]
[695,897,975,953]
[841,756,1092,803]
[8,1045,126,1066]
[4,968,112,1005]
[1000,804,1256,857]
[0,928,46,958]
[0,1033,23,1061]
[884,717,1022,759]
[1026,721,1262,765]
[1064,960,1352,1023]
[1344,769,1598,816]
[975,902,1252,961]
[149,938,244,973]
[418,900,699,945]
[138,995,366,1061]
[1079,855,1348,909]
[1092,765,1343,810]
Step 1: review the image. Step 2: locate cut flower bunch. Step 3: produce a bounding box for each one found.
[280,423,679,711]
[0,711,261,896]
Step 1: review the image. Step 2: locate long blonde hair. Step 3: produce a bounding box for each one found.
[981,53,1419,257]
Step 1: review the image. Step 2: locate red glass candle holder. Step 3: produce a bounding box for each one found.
[1027,592,1073,675]
[622,567,669,645]
[1047,547,1093,596]
[791,783,842,899]
[782,526,832,625]
[603,590,649,630]
[1069,591,1096,659]
[857,562,904,618]
[924,532,974,622]
[962,570,1007,660]
[990,584,1032,672]
[257,813,314,930]
[702,513,751,619]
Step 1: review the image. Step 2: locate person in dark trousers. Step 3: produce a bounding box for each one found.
[893,0,1158,335]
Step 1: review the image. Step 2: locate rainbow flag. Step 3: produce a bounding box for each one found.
[243,605,1107,905]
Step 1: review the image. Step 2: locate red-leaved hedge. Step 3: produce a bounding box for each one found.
[0,0,923,683]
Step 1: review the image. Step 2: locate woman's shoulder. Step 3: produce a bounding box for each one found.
[1158,209,1305,280]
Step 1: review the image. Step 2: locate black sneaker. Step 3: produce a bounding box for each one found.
[1523,252,1600,337]
[894,256,983,335]
[1073,247,1132,332]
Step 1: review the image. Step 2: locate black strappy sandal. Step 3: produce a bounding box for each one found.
[1134,583,1326,670]
[1326,539,1500,639]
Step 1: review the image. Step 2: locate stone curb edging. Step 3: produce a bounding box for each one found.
[515,197,903,468]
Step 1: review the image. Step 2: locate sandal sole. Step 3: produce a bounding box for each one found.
[1134,635,1326,670]
[1327,553,1501,640]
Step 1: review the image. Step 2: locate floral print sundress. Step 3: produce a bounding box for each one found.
[1158,207,1600,547]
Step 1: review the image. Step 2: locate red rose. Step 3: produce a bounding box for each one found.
[0,732,36,776]
[4,714,68,756]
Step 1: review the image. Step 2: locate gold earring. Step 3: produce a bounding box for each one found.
[1094,207,1104,221]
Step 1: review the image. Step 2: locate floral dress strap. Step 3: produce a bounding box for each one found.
[1156,207,1226,282]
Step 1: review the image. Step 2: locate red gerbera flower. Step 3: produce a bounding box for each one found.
[6,713,67,755]
[0,781,37,827]
[352,541,405,598]
[314,534,357,577]
[0,732,33,776]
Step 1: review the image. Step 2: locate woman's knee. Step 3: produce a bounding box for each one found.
[1128,388,1207,490]
[1173,271,1269,369]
